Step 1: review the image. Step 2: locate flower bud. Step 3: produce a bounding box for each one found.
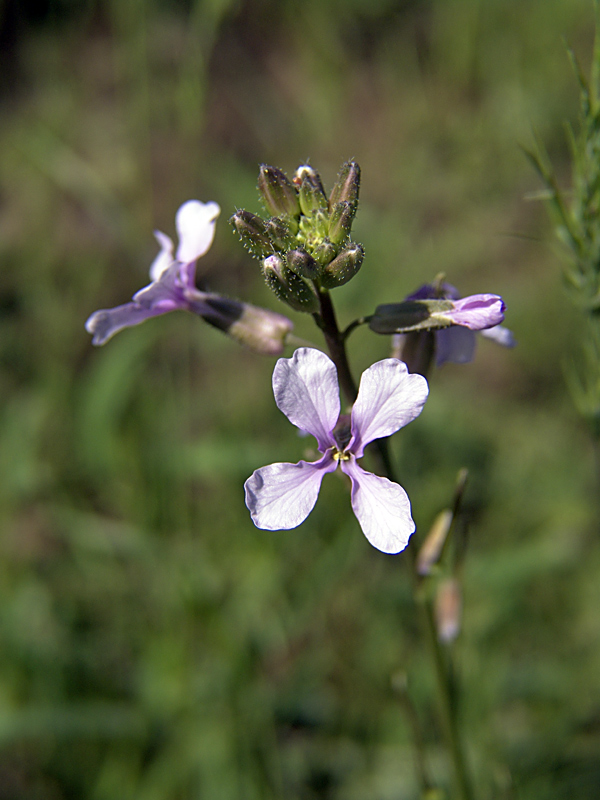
[257,165,300,218]
[417,509,453,576]
[230,210,272,258]
[285,248,320,280]
[295,165,328,216]
[435,578,462,643]
[328,201,357,245]
[197,294,293,356]
[328,160,360,211]
[263,255,319,313]
[369,299,455,335]
[320,243,364,289]
[265,217,295,250]
[313,239,338,266]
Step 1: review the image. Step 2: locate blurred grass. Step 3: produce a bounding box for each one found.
[0,0,599,798]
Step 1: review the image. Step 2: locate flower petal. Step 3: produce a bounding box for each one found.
[480,324,516,348]
[245,452,337,530]
[445,294,505,330]
[175,200,220,264]
[341,457,415,553]
[349,359,428,457]
[435,326,476,365]
[273,348,339,452]
[85,302,164,345]
[149,231,174,281]
[133,264,185,311]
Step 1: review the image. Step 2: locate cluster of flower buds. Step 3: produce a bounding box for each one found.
[230,161,364,313]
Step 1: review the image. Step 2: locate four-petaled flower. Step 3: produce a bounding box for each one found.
[85,200,293,355]
[244,348,429,554]
[404,282,515,366]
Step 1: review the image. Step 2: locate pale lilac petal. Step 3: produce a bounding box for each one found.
[244,452,337,530]
[149,231,174,281]
[349,359,428,457]
[445,294,505,330]
[133,264,185,311]
[435,327,476,365]
[341,458,415,554]
[480,324,516,347]
[272,349,339,452]
[175,200,220,263]
[85,302,164,345]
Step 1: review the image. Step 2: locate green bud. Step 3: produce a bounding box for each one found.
[368,299,455,334]
[230,210,272,258]
[285,248,320,280]
[295,165,328,216]
[257,165,300,218]
[320,243,364,289]
[328,160,360,210]
[328,201,357,245]
[312,239,338,266]
[265,217,294,251]
[263,255,319,313]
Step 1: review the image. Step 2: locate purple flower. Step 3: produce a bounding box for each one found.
[86,200,294,355]
[244,348,429,554]
[405,283,515,366]
[86,200,221,345]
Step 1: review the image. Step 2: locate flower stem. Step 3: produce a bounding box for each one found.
[316,290,358,404]
[418,569,473,800]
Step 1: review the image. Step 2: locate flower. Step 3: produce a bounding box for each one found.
[85,200,293,355]
[402,282,515,366]
[244,348,429,554]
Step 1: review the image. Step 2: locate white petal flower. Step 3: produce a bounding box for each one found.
[244,347,429,553]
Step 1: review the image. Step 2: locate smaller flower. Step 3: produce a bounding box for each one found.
[403,282,515,366]
[85,200,293,355]
[244,348,429,554]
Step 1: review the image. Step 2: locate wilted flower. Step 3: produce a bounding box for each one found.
[85,200,293,355]
[244,348,429,553]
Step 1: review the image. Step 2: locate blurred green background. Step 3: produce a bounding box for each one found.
[0,0,598,797]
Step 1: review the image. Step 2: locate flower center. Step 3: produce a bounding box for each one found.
[333,448,351,462]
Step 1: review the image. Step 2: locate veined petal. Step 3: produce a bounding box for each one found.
[175,200,220,263]
[435,326,476,365]
[445,294,505,330]
[85,302,164,346]
[341,458,415,554]
[149,231,174,281]
[350,359,428,457]
[273,348,339,452]
[480,324,516,348]
[245,452,337,530]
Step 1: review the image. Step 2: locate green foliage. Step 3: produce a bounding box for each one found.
[0,0,598,798]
